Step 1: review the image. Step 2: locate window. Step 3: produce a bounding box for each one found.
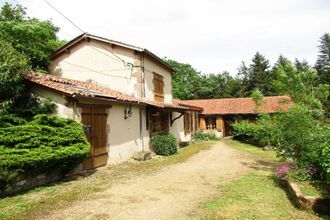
[205,116,216,129]
[153,73,164,102]
[147,108,169,135]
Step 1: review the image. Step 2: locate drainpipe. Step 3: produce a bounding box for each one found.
[72,95,77,120]
[139,54,146,152]
[139,106,145,151]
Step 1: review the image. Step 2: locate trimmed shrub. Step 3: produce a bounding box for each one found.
[194,131,219,141]
[0,114,27,127]
[151,133,177,156]
[0,114,89,192]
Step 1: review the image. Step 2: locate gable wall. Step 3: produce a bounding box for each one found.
[49,40,143,98]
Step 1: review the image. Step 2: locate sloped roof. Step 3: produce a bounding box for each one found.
[52,33,175,72]
[173,99,203,111]
[178,96,294,115]
[26,73,168,108]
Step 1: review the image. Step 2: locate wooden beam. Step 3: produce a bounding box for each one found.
[170,112,184,126]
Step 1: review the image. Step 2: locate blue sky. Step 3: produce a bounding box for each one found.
[1,0,330,75]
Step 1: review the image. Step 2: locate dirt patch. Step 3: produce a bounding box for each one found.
[38,141,268,220]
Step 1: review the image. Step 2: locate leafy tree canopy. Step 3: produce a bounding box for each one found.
[0,2,65,70]
[164,58,240,100]
[0,38,30,113]
[271,55,329,116]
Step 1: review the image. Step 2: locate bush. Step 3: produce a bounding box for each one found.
[0,114,89,192]
[194,131,219,141]
[151,133,177,156]
[232,105,330,181]
[0,114,27,127]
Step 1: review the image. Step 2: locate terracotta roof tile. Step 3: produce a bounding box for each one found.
[26,73,166,108]
[179,96,294,115]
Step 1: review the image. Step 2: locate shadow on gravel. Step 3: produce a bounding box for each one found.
[240,160,278,172]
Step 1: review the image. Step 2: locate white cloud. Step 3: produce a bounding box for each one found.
[3,0,330,74]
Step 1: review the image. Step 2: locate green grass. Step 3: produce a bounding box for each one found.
[223,138,278,161]
[0,141,214,220]
[199,138,321,220]
[298,181,329,197]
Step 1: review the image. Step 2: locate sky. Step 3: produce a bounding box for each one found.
[1,0,330,75]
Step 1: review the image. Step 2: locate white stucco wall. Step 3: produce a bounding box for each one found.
[107,104,150,163]
[144,56,173,104]
[169,112,191,143]
[49,40,141,98]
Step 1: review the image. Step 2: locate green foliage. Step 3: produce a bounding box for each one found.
[232,105,330,181]
[0,114,27,127]
[287,168,313,182]
[0,3,64,70]
[164,58,240,100]
[151,133,177,156]
[238,52,275,96]
[0,38,30,107]
[0,2,26,21]
[11,95,57,119]
[0,114,89,192]
[251,88,264,110]
[232,120,268,147]
[271,56,329,115]
[315,33,330,85]
[194,131,219,141]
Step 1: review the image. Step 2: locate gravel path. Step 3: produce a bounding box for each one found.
[42,140,264,220]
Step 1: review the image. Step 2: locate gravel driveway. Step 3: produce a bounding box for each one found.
[42,140,264,220]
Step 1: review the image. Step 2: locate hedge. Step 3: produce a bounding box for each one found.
[0,114,90,192]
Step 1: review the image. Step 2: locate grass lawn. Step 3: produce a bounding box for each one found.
[0,141,214,220]
[199,138,323,220]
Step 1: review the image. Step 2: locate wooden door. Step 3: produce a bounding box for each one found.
[81,107,108,170]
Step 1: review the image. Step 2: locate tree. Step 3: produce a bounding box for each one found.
[249,52,273,95]
[271,55,329,116]
[164,58,201,100]
[0,3,64,70]
[207,72,240,98]
[0,2,26,21]
[165,58,241,100]
[315,33,330,84]
[0,38,30,114]
[237,52,274,96]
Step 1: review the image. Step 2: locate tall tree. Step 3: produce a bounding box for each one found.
[315,33,330,84]
[237,52,274,96]
[0,38,30,114]
[249,52,272,95]
[0,3,64,70]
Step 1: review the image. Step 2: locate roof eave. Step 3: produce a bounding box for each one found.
[51,33,176,73]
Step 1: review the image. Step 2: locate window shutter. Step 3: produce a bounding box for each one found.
[153,73,164,102]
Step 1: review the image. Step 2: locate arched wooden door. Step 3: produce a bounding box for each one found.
[81,107,108,170]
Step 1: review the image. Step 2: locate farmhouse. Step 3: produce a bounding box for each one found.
[26,33,201,170]
[25,33,294,171]
[179,96,294,137]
